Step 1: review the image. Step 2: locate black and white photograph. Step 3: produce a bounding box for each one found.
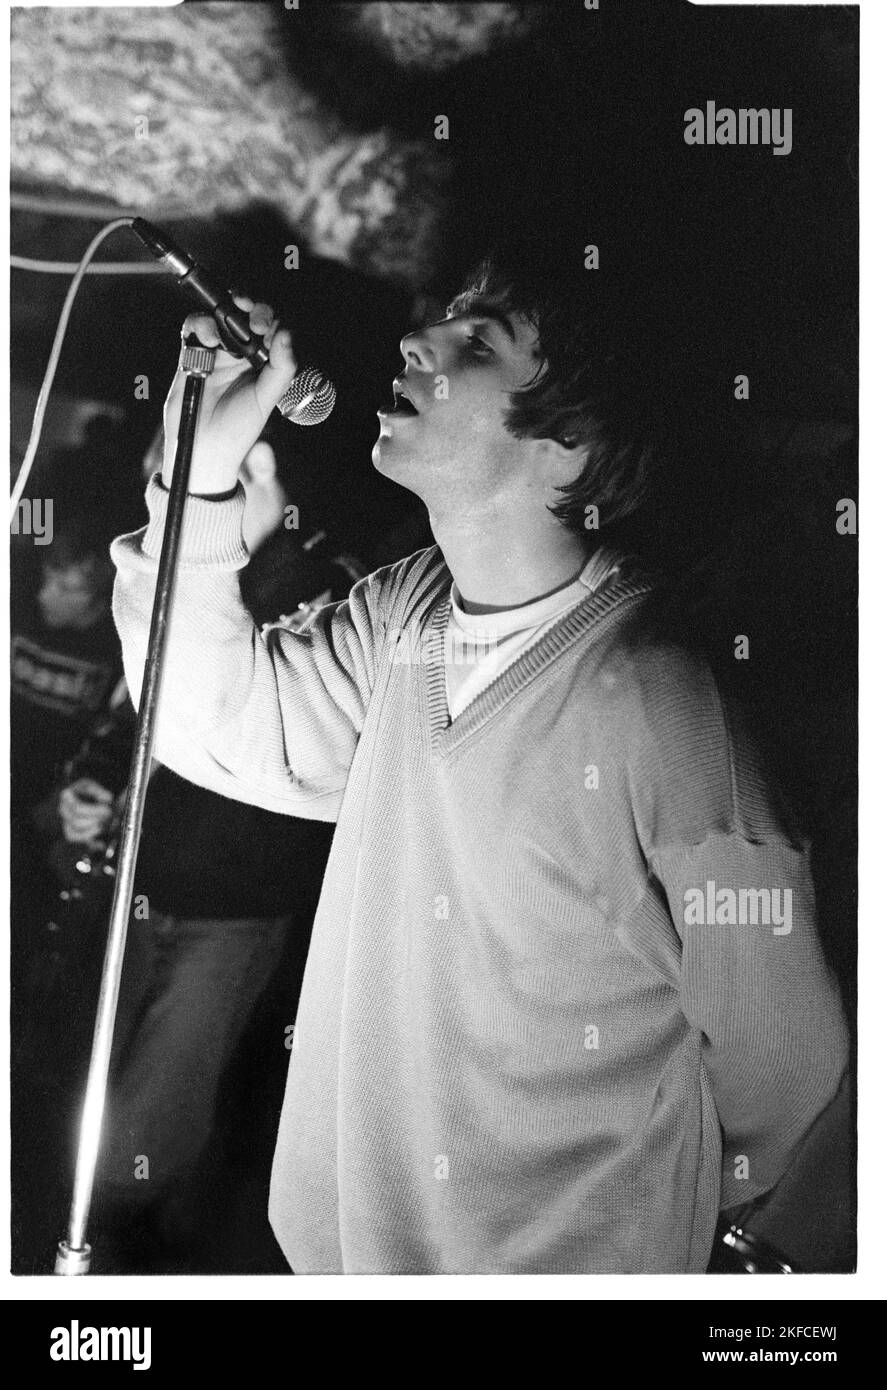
[5,0,873,1317]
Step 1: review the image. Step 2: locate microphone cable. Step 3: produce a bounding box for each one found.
[10,217,140,523]
[10,214,337,524]
[12,254,166,275]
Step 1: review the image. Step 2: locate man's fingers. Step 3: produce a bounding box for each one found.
[180,313,222,348]
[255,327,298,416]
[178,304,278,372]
[249,302,276,336]
[226,297,276,344]
[176,313,242,374]
[164,302,295,489]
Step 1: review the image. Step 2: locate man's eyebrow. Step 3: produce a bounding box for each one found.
[445,295,517,343]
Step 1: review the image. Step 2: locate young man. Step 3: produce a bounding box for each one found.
[111,259,848,1274]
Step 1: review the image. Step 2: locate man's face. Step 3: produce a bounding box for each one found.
[38,557,107,630]
[372,292,549,514]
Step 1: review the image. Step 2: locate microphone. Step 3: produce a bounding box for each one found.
[129,217,336,426]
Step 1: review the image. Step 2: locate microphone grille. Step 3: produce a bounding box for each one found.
[277,368,336,426]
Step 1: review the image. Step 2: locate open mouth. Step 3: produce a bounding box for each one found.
[383,380,419,416]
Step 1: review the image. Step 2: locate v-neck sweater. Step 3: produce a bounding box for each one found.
[111,477,848,1274]
[445,545,624,719]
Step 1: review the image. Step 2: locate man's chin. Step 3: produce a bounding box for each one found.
[372,433,412,480]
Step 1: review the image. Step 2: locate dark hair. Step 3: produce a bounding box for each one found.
[449,253,715,552]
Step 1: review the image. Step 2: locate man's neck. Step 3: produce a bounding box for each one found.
[429,512,591,616]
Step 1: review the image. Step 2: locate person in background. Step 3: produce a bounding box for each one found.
[10,430,144,1270]
[12,509,122,840]
[58,420,365,1272]
[10,422,145,842]
[10,437,141,1001]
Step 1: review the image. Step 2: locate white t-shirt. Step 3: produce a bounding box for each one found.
[445,546,624,720]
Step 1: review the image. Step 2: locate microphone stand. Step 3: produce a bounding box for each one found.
[55,337,216,1274]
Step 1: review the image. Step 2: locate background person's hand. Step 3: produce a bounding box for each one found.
[161,297,297,497]
[58,777,115,847]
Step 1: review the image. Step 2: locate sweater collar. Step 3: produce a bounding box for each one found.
[448,542,627,639]
[422,562,655,756]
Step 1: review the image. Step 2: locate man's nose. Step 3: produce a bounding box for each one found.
[399,325,437,372]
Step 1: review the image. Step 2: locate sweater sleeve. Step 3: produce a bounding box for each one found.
[110,474,384,821]
[628,647,849,1209]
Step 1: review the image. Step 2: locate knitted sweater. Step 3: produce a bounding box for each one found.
[111,476,848,1273]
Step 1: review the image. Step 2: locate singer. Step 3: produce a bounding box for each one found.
[111,253,848,1274]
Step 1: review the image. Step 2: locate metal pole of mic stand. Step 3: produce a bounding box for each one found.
[56,339,216,1274]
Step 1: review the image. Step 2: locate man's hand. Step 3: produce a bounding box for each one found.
[58,777,115,847]
[161,297,297,497]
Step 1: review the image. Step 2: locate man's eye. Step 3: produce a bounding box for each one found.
[466,333,492,356]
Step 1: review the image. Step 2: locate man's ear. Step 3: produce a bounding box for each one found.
[241,439,277,486]
[538,433,585,483]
